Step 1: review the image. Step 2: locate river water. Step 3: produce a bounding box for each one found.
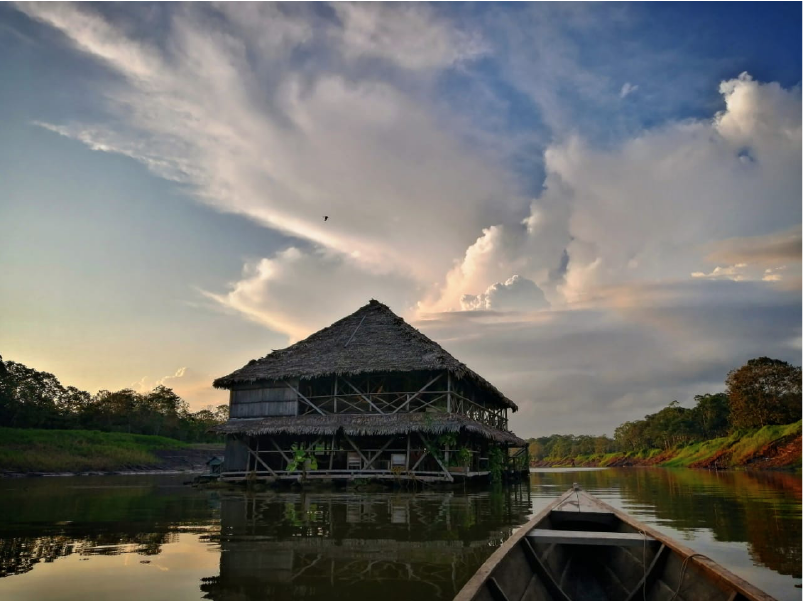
[0,468,798,601]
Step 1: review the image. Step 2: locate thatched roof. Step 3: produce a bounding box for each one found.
[214,413,527,446]
[214,299,517,410]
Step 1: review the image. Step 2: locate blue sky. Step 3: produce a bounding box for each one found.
[0,3,800,436]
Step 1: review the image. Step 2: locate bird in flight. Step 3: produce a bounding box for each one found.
[323,216,329,221]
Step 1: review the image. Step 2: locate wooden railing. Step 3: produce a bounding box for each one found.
[295,389,508,430]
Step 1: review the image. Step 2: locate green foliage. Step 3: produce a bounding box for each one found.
[488,447,505,484]
[456,446,472,467]
[285,442,323,473]
[726,357,802,429]
[0,356,228,442]
[531,356,801,464]
[530,434,617,461]
[0,427,188,472]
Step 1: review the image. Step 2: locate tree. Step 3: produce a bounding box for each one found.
[726,357,802,429]
[692,393,730,438]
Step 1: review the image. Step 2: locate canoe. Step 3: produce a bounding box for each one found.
[454,485,776,601]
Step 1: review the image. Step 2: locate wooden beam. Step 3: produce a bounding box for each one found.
[527,529,656,547]
[417,433,453,482]
[342,432,371,467]
[363,436,396,469]
[521,538,572,601]
[391,373,443,414]
[341,377,384,414]
[410,449,428,471]
[246,447,277,477]
[270,438,292,464]
[333,395,366,413]
[623,544,668,601]
[486,578,510,601]
[284,381,326,415]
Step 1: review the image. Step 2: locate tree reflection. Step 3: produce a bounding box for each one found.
[530,467,801,578]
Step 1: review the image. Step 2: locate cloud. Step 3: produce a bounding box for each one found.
[690,264,748,281]
[332,3,486,70]
[419,279,800,436]
[620,82,639,98]
[129,367,227,409]
[704,226,801,267]
[18,3,522,289]
[12,5,801,433]
[203,247,420,341]
[461,275,549,311]
[130,366,187,393]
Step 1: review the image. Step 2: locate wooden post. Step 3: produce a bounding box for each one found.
[363,437,395,469]
[246,444,277,477]
[342,432,371,466]
[334,376,338,414]
[406,434,411,469]
[447,371,451,413]
[417,433,453,482]
[329,435,335,470]
[270,438,292,465]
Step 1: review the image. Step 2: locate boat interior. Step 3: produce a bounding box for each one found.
[472,493,755,601]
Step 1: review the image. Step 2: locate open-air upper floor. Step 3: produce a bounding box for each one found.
[227,370,509,431]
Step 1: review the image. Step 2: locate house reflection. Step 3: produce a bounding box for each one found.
[200,486,532,601]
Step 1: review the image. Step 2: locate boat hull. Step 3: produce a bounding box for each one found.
[454,487,776,601]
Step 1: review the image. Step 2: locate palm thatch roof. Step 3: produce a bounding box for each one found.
[214,299,517,410]
[214,413,527,445]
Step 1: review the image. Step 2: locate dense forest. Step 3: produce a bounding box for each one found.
[529,357,801,462]
[0,356,227,442]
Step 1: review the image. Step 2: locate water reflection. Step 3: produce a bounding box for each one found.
[0,475,217,578]
[531,469,803,598]
[0,469,799,601]
[201,487,533,601]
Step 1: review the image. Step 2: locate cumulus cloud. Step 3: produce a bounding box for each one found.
[13,4,801,435]
[419,279,800,435]
[461,275,549,311]
[203,247,420,341]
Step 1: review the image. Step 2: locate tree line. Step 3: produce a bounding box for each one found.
[0,356,227,442]
[529,357,801,461]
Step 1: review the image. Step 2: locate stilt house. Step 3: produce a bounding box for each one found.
[213,300,526,483]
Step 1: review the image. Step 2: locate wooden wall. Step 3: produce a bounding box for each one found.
[230,380,298,418]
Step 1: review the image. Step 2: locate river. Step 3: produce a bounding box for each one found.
[0,468,798,601]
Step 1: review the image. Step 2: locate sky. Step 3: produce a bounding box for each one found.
[0,2,800,438]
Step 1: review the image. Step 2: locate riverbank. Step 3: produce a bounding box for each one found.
[531,421,801,470]
[0,427,224,476]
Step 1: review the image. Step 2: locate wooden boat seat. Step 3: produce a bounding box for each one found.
[527,529,657,547]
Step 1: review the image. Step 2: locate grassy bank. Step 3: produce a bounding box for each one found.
[534,421,801,470]
[0,427,190,473]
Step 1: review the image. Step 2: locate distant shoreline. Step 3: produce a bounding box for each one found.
[530,421,801,471]
[0,427,223,477]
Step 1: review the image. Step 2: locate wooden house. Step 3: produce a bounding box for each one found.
[213,300,527,483]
